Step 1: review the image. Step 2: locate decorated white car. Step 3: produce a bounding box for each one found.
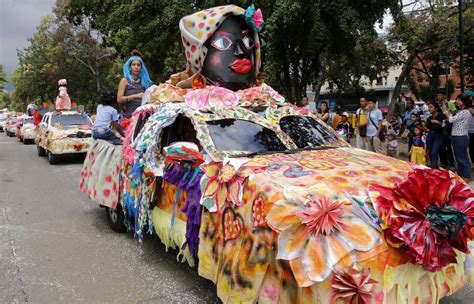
[35,110,93,164]
[19,116,36,144]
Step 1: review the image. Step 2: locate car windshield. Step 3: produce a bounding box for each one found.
[279,115,340,148]
[23,118,34,125]
[50,114,91,127]
[206,119,287,154]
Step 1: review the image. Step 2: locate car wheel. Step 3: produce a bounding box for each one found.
[47,150,60,164]
[37,146,46,156]
[105,204,127,233]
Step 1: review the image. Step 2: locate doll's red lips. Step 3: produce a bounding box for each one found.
[230,59,252,74]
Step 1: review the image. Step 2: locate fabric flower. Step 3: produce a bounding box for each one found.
[266,186,380,285]
[185,86,238,112]
[331,266,377,304]
[370,168,474,271]
[244,4,265,33]
[200,161,251,212]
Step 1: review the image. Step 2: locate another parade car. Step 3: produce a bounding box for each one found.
[80,5,473,304]
[18,116,35,144]
[36,110,93,164]
[5,116,18,137]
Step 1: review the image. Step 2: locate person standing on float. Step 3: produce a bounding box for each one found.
[117,53,153,129]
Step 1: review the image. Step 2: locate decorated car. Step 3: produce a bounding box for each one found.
[0,113,7,132]
[35,110,93,164]
[19,116,36,144]
[80,5,473,304]
[5,116,18,137]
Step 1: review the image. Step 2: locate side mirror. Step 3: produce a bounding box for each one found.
[163,142,204,167]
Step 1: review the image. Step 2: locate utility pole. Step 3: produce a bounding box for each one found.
[459,0,465,92]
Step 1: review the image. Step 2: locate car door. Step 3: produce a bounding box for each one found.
[37,114,49,146]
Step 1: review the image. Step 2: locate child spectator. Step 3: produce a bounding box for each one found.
[336,112,352,142]
[409,124,427,165]
[386,131,398,157]
[92,91,125,145]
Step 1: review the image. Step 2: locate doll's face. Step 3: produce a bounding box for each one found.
[414,128,421,135]
[202,16,256,91]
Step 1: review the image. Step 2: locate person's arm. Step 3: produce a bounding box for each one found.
[375,111,383,135]
[117,78,144,104]
[321,112,329,122]
[113,121,125,138]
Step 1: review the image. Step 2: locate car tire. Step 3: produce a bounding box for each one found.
[47,150,60,164]
[23,138,28,145]
[105,204,127,233]
[37,146,46,156]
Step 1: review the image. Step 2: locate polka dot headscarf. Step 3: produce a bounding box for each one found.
[179,5,262,76]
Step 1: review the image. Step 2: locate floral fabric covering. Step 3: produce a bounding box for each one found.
[80,140,122,209]
[196,148,473,303]
[83,79,473,303]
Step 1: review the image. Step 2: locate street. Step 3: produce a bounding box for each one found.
[0,133,473,303]
[0,134,218,303]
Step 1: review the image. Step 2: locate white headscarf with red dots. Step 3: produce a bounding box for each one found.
[179,5,262,76]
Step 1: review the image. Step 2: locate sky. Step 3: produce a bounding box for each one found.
[0,0,56,91]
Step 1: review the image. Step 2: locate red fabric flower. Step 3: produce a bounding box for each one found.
[370,168,474,271]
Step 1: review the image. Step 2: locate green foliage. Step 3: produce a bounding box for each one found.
[11,1,117,112]
[388,2,474,98]
[65,0,397,101]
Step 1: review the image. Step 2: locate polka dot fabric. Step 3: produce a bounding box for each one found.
[179,5,262,75]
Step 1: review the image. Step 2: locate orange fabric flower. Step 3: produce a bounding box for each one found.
[201,161,251,212]
[266,186,381,286]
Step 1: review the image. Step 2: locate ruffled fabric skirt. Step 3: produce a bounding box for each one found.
[411,146,426,165]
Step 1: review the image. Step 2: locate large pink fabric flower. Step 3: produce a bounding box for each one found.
[185,86,238,111]
[370,168,474,271]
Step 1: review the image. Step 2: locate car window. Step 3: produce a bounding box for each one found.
[206,119,287,153]
[279,115,340,148]
[50,114,91,127]
[23,118,34,125]
[161,115,200,150]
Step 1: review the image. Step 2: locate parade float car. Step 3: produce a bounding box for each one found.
[36,110,93,164]
[80,84,474,304]
[0,117,7,132]
[18,116,35,144]
[0,112,8,132]
[5,116,18,137]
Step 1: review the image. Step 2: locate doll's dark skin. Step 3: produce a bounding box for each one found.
[202,15,256,91]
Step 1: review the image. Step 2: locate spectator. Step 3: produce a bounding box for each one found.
[425,101,445,169]
[355,97,369,150]
[442,93,472,182]
[336,112,352,143]
[316,101,330,124]
[366,98,384,153]
[409,124,427,165]
[386,131,398,157]
[437,91,456,169]
[407,112,422,152]
[394,93,406,127]
[299,96,309,110]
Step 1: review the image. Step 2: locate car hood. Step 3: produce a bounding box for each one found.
[241,147,412,197]
[48,126,92,140]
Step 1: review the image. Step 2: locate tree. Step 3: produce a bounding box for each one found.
[386,0,474,117]
[11,0,118,112]
[65,0,397,102]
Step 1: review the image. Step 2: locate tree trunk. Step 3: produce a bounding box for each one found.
[386,51,417,120]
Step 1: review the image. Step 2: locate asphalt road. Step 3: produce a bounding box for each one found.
[0,133,472,303]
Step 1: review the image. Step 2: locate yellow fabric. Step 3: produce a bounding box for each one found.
[151,207,194,267]
[410,146,426,165]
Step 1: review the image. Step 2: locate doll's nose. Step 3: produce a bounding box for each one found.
[233,42,244,56]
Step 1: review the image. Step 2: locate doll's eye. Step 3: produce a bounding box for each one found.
[242,35,254,49]
[211,37,232,50]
